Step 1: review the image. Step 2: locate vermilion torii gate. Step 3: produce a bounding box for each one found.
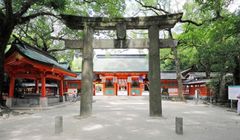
[61,13,182,117]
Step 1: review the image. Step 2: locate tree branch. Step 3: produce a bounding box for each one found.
[18,12,60,24]
[135,0,169,14]
[180,14,224,27]
[0,10,5,22]
[82,0,98,3]
[50,36,66,41]
[160,56,173,61]
[180,19,203,26]
[4,0,13,19]
[17,25,39,47]
[48,48,67,52]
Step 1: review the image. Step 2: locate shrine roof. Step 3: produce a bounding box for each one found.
[94,54,148,72]
[64,72,178,80]
[5,40,76,76]
[183,79,210,85]
[160,72,177,80]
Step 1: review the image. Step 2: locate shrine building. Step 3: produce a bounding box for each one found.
[4,40,77,107]
[64,54,180,97]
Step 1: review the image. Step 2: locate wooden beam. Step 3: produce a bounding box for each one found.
[45,74,62,81]
[61,13,183,30]
[65,39,178,49]
[14,74,39,80]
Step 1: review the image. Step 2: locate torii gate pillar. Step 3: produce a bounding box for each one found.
[80,26,94,117]
[148,25,162,116]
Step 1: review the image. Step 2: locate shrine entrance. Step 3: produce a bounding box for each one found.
[61,13,182,116]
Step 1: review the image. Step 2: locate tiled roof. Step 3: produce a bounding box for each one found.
[64,54,179,80]
[183,79,210,85]
[64,72,177,80]
[160,72,177,79]
[93,54,148,72]
[6,40,75,75]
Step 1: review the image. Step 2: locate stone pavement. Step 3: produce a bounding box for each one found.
[0,96,240,140]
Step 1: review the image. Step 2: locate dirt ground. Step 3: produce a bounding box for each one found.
[0,96,240,140]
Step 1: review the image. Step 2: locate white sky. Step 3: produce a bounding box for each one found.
[125,0,240,16]
[229,0,240,12]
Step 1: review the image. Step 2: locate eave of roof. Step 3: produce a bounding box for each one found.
[183,79,210,85]
[6,40,76,77]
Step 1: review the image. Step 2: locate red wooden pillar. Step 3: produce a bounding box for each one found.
[9,77,15,97]
[140,83,144,96]
[41,75,46,97]
[114,83,117,96]
[6,76,15,107]
[40,74,48,107]
[128,82,131,96]
[59,79,64,96]
[35,80,39,93]
[59,79,64,102]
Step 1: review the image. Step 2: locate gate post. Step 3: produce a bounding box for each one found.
[80,25,94,117]
[148,25,162,117]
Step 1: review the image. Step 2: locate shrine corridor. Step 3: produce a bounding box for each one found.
[0,96,240,140]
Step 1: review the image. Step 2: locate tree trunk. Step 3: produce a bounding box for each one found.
[80,26,94,117]
[233,56,240,85]
[218,73,227,103]
[172,45,185,101]
[0,24,14,106]
[168,30,185,101]
[205,64,211,79]
[148,25,162,117]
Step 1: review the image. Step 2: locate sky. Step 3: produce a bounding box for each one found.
[124,0,240,18]
[229,0,240,12]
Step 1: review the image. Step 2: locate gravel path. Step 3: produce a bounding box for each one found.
[0,96,240,140]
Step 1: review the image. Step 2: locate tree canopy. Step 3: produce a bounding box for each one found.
[0,0,125,106]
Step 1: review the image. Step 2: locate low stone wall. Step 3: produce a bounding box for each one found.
[11,95,61,107]
[12,98,40,107]
[48,97,61,105]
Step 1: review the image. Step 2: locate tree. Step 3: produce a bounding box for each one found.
[178,0,240,103]
[0,0,68,106]
[168,29,185,101]
[0,0,125,106]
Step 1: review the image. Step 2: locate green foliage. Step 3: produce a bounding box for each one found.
[178,0,240,102]
[179,1,240,73]
[160,48,174,70]
[195,0,232,13]
[142,0,158,6]
[8,0,67,14]
[9,0,126,65]
[71,56,82,72]
[62,0,125,17]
